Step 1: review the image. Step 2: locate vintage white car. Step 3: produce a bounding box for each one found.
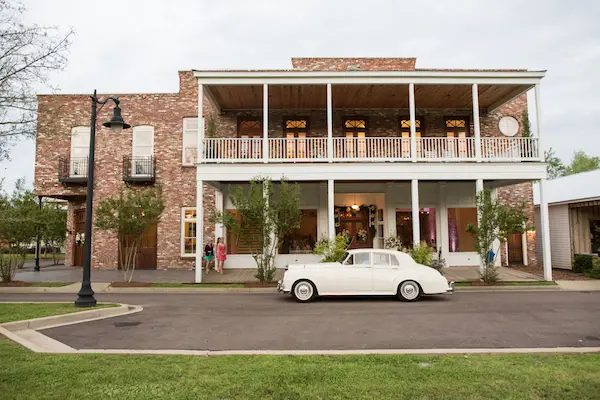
[277,249,454,302]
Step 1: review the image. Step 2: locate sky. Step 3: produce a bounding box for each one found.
[1,0,599,190]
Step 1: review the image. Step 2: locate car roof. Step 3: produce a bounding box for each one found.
[348,249,400,254]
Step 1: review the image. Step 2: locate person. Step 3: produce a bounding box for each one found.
[204,239,214,274]
[216,237,226,274]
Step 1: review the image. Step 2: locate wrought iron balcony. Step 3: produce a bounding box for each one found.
[123,156,155,183]
[58,156,88,184]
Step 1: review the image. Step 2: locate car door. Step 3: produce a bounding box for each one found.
[339,252,373,294]
[371,252,400,293]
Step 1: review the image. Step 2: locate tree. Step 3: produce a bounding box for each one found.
[544,147,566,179]
[564,151,600,176]
[95,187,164,282]
[211,177,302,283]
[521,109,532,138]
[39,201,66,265]
[313,234,350,262]
[467,190,530,283]
[0,1,73,159]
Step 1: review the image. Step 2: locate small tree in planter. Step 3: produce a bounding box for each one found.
[313,234,350,262]
[211,177,301,283]
[467,190,529,283]
[95,186,164,283]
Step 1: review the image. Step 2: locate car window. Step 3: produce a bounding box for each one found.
[342,254,353,265]
[353,253,371,265]
[373,253,391,266]
[390,255,400,266]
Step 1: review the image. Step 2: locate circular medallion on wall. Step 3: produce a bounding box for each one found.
[498,116,519,137]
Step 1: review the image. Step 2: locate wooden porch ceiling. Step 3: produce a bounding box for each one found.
[208,83,530,111]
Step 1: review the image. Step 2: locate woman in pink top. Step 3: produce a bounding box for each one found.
[216,237,226,274]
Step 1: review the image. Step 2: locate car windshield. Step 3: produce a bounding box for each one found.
[339,251,350,264]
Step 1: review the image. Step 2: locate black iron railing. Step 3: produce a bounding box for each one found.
[58,156,88,184]
[123,155,155,183]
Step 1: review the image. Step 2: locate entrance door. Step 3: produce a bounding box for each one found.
[338,211,373,249]
[507,233,524,264]
[118,224,157,270]
[73,209,85,267]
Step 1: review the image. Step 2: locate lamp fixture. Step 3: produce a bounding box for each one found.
[351,194,360,210]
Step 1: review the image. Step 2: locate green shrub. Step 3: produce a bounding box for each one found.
[585,258,600,279]
[313,234,350,262]
[573,254,596,273]
[408,241,433,267]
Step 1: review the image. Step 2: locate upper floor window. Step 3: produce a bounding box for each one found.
[182,117,198,165]
[400,119,422,138]
[344,119,367,138]
[284,118,308,138]
[237,118,262,138]
[445,118,469,138]
[132,126,154,175]
[70,126,90,176]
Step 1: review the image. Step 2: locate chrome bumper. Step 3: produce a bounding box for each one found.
[446,281,455,294]
[277,280,288,293]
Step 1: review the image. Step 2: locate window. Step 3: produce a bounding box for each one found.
[70,127,90,177]
[181,208,196,257]
[396,208,437,248]
[344,119,367,158]
[445,118,469,138]
[284,118,308,158]
[238,118,262,159]
[182,118,198,165]
[279,210,317,254]
[132,126,154,175]
[400,118,422,158]
[448,208,478,252]
[373,252,391,266]
[354,252,371,265]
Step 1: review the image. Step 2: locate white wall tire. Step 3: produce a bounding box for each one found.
[397,280,421,302]
[292,280,317,303]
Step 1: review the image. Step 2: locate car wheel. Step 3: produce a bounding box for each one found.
[292,280,317,303]
[397,280,421,302]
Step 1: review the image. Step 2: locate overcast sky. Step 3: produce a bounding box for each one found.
[1,0,599,190]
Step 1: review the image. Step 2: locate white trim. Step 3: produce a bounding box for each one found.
[198,83,204,163]
[328,179,335,239]
[262,84,268,163]
[195,179,204,283]
[411,179,420,245]
[181,207,197,258]
[326,83,333,162]
[409,83,417,163]
[472,84,482,161]
[534,83,545,163]
[539,178,553,281]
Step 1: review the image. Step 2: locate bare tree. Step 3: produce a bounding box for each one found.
[0,1,73,159]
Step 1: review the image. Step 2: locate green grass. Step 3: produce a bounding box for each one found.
[455,281,558,287]
[28,282,73,287]
[24,253,65,260]
[0,303,118,324]
[0,339,599,399]
[147,282,245,288]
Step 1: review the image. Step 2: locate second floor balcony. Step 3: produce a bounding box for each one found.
[197,136,540,163]
[58,156,88,184]
[123,156,156,183]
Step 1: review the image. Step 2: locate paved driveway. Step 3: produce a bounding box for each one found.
[1,292,599,350]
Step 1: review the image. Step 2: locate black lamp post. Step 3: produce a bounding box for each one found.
[75,90,130,308]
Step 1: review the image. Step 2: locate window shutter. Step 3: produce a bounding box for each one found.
[183,118,198,164]
[70,127,90,158]
[132,126,154,158]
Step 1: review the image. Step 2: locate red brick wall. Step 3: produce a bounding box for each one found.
[291,58,416,71]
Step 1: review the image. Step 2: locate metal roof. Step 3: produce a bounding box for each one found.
[533,169,600,206]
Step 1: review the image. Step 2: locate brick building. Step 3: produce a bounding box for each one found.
[34,57,552,281]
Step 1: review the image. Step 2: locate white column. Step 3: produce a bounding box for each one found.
[195,178,204,283]
[411,179,420,246]
[472,84,482,162]
[438,182,449,260]
[521,230,529,266]
[539,178,553,281]
[534,84,544,161]
[409,83,417,162]
[263,84,269,163]
[475,179,484,273]
[328,179,335,239]
[384,183,397,238]
[197,83,204,163]
[214,188,224,240]
[327,83,333,162]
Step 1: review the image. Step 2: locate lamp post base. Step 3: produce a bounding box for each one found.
[74,283,97,307]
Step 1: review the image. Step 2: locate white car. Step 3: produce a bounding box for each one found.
[277,249,454,302]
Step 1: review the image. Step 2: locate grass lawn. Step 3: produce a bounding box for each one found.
[0,339,599,399]
[29,282,73,287]
[0,303,118,324]
[24,253,65,260]
[455,281,558,287]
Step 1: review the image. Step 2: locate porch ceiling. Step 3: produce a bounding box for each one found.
[207,83,531,111]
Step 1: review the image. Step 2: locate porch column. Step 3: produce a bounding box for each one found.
[328,179,335,239]
[472,84,482,162]
[327,83,333,162]
[197,83,204,163]
[214,188,224,240]
[521,229,529,266]
[411,179,420,246]
[263,84,269,163]
[385,183,397,238]
[475,179,484,274]
[491,188,501,267]
[409,83,417,162]
[534,84,544,161]
[195,178,204,283]
[438,182,449,260]
[539,178,553,281]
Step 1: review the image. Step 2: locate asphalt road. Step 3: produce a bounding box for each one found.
[1,291,600,350]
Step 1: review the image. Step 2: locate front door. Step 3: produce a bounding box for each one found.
[118,224,157,270]
[338,210,373,249]
[507,233,524,264]
[72,209,85,267]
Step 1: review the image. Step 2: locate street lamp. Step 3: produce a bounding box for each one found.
[75,90,130,307]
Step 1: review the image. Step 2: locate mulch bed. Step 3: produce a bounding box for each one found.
[0,281,32,287]
[110,282,151,287]
[508,265,592,281]
[243,282,278,288]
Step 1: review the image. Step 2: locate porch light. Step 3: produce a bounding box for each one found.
[351,204,360,211]
[103,104,131,133]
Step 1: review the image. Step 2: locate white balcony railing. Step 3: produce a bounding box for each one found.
[200,137,541,163]
[333,137,411,161]
[481,137,540,161]
[269,138,328,161]
[417,137,476,161]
